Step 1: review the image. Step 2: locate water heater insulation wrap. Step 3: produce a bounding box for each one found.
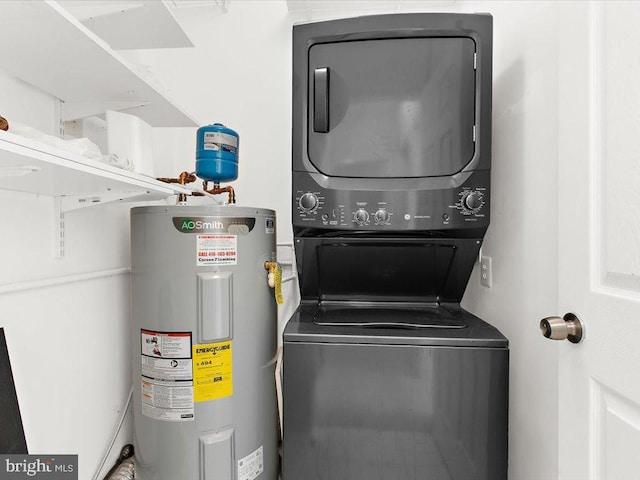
[196,123,239,183]
[130,205,278,480]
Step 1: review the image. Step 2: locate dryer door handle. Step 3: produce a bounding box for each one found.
[314,67,330,133]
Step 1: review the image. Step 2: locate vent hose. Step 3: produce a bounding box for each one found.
[103,445,135,480]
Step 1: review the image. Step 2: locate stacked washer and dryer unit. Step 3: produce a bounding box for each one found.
[283,13,508,480]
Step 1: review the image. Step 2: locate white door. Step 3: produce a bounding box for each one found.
[558,2,640,479]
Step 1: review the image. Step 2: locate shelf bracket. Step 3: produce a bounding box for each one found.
[59,190,150,213]
[53,190,150,258]
[54,196,65,259]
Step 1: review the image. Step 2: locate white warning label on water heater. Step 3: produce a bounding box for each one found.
[141,379,194,422]
[141,330,191,358]
[238,446,264,480]
[196,234,237,266]
[140,330,194,422]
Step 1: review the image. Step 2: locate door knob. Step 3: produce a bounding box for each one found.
[540,312,584,343]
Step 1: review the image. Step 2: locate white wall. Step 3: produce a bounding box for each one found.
[124,0,293,240]
[0,70,57,135]
[460,3,560,479]
[0,71,133,479]
[135,2,562,478]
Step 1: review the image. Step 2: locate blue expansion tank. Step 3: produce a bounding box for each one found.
[196,123,239,183]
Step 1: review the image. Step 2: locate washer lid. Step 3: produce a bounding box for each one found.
[296,237,481,303]
[313,301,466,329]
[284,302,508,348]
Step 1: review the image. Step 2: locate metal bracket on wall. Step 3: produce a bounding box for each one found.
[53,190,148,259]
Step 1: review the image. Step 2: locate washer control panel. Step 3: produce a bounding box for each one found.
[293,171,490,231]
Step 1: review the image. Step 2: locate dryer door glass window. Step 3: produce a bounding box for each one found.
[307,37,476,178]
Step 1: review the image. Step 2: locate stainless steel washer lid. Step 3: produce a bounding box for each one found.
[313,301,467,329]
[284,301,508,348]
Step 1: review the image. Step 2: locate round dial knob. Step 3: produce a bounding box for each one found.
[463,192,483,211]
[299,192,318,212]
[354,209,369,225]
[374,209,389,224]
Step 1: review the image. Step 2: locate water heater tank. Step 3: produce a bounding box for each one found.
[196,123,239,183]
[130,205,278,480]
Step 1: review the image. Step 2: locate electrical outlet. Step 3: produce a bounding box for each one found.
[480,256,492,288]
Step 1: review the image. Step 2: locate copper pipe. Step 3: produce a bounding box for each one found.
[156,172,198,204]
[157,173,236,204]
[179,171,197,185]
[203,181,236,204]
[156,171,197,185]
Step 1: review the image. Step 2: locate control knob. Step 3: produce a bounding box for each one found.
[299,192,319,212]
[354,209,369,225]
[374,209,390,225]
[462,192,483,211]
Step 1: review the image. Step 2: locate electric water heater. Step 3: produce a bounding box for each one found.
[130,205,278,480]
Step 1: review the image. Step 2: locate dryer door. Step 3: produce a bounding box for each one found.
[307,37,476,178]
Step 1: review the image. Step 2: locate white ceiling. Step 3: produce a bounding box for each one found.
[168,0,230,8]
[57,0,195,50]
[286,0,457,22]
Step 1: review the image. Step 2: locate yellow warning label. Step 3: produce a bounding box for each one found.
[274,265,285,306]
[193,340,233,402]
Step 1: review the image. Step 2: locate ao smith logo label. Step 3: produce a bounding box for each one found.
[181,219,223,231]
[196,344,230,354]
[1,455,77,479]
[172,217,256,234]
